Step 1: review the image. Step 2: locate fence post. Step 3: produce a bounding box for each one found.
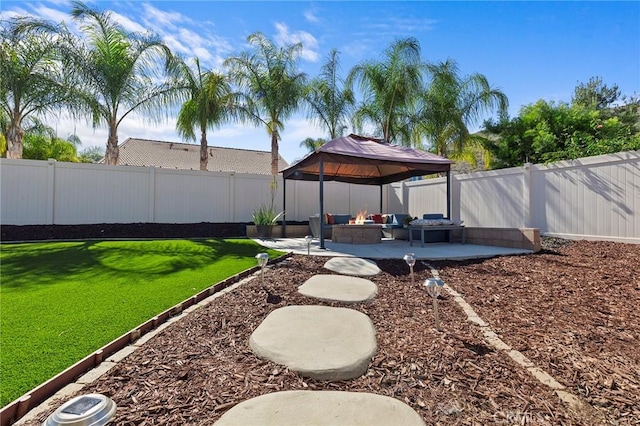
[522,163,533,228]
[229,172,235,222]
[46,159,56,225]
[451,175,462,220]
[148,167,156,222]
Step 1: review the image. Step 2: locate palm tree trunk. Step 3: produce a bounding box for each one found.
[104,123,119,165]
[271,129,279,177]
[200,130,208,171]
[6,117,24,159]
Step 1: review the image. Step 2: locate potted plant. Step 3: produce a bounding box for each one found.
[252,203,284,239]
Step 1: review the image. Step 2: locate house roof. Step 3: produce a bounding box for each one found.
[281,134,452,185]
[117,138,289,174]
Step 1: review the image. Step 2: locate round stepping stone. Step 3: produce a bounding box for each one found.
[298,274,377,303]
[249,306,376,380]
[215,390,425,426]
[324,257,380,276]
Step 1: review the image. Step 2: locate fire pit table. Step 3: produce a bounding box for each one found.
[331,224,382,244]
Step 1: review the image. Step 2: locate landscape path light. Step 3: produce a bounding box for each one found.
[45,393,116,426]
[304,235,313,255]
[403,253,416,285]
[424,277,445,331]
[256,253,269,286]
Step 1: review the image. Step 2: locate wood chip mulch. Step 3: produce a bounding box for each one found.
[26,240,639,425]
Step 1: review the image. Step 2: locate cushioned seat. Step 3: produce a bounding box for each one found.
[380,213,411,239]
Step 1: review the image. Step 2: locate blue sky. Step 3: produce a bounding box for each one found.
[2,1,639,163]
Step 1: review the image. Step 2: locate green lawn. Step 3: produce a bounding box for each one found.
[0,238,283,407]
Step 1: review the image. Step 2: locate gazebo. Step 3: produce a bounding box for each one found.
[281,134,453,248]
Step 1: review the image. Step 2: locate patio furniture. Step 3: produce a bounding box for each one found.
[380,214,412,239]
[309,214,353,239]
[409,223,466,247]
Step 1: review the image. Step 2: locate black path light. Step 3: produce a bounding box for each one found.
[304,235,313,255]
[403,253,416,285]
[255,253,269,286]
[45,393,116,426]
[424,277,445,331]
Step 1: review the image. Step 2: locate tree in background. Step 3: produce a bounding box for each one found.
[225,32,307,179]
[0,18,70,159]
[305,49,354,139]
[0,109,7,156]
[175,57,234,171]
[66,133,82,147]
[572,76,620,110]
[411,59,508,167]
[348,37,423,145]
[78,146,104,163]
[40,1,182,165]
[299,137,326,152]
[20,120,79,162]
[484,77,640,168]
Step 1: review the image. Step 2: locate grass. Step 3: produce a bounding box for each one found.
[0,238,283,407]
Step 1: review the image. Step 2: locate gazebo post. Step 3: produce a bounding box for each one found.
[319,160,325,249]
[446,170,451,219]
[379,184,383,214]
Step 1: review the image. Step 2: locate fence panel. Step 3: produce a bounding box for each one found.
[153,169,234,223]
[53,163,150,224]
[386,183,405,214]
[405,177,448,219]
[0,159,50,225]
[531,152,640,241]
[457,169,525,228]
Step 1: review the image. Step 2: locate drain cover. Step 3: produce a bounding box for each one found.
[45,393,116,426]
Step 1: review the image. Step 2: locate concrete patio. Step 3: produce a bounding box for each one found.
[253,237,533,260]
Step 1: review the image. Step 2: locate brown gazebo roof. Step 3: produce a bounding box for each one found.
[281,134,451,185]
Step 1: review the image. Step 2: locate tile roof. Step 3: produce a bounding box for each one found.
[117,138,289,174]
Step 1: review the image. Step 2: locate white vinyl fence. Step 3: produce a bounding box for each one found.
[2,151,639,242]
[0,159,387,225]
[399,151,640,243]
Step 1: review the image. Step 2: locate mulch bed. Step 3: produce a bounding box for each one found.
[23,240,639,425]
[435,240,640,423]
[0,223,247,241]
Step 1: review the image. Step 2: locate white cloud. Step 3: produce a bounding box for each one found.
[274,22,319,63]
[304,10,320,23]
[279,118,326,162]
[111,11,147,33]
[0,8,27,19]
[358,16,437,39]
[141,3,187,28]
[30,4,68,23]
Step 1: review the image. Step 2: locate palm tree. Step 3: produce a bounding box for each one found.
[225,32,307,178]
[299,137,326,152]
[0,18,69,159]
[413,59,508,162]
[347,37,423,144]
[175,57,234,171]
[305,49,354,139]
[49,1,181,165]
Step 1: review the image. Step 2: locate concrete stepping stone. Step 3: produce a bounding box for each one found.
[249,306,376,380]
[215,390,425,425]
[298,274,377,303]
[324,257,380,276]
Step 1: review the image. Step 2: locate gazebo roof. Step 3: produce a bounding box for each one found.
[281,134,452,185]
